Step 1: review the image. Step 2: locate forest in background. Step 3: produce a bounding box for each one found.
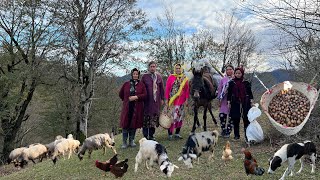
[1,0,319,164]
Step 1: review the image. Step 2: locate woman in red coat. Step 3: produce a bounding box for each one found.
[119,68,146,149]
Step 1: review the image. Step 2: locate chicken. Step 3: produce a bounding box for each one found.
[110,159,129,178]
[222,141,233,165]
[95,154,118,174]
[241,148,265,176]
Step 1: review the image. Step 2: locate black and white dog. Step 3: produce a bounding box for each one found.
[135,138,179,177]
[268,140,317,180]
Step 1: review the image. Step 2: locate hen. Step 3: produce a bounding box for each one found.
[241,148,265,176]
[95,154,118,174]
[222,141,233,165]
[110,159,129,178]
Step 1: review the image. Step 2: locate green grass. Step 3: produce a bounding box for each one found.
[1,117,319,180]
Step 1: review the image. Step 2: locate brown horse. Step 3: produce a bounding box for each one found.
[190,67,218,132]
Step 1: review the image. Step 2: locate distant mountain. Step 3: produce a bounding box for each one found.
[248,69,296,95]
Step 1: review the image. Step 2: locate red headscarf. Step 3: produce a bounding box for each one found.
[233,67,246,103]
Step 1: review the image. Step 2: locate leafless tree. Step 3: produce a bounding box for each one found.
[0,0,59,164]
[244,0,320,74]
[218,13,259,72]
[189,30,222,63]
[146,7,187,75]
[54,0,147,140]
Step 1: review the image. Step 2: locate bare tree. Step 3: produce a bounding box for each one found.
[146,7,187,75]
[244,0,320,83]
[54,0,147,140]
[189,30,222,63]
[0,0,59,163]
[218,13,259,71]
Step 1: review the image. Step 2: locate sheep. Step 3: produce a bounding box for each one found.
[45,135,66,157]
[7,147,27,166]
[134,138,179,178]
[65,134,80,154]
[178,130,219,168]
[16,143,47,168]
[68,139,80,154]
[78,133,116,161]
[51,139,71,164]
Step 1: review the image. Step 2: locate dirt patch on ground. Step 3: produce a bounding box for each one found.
[0,164,21,177]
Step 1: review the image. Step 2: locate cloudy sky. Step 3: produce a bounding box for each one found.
[116,0,285,76]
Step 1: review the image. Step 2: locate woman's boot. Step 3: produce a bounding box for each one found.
[122,130,128,149]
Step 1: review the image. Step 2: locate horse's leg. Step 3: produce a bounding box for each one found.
[203,106,207,131]
[208,103,217,125]
[196,115,201,127]
[192,107,198,133]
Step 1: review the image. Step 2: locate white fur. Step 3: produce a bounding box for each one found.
[78,133,116,160]
[268,142,317,180]
[51,139,71,161]
[17,144,47,166]
[8,147,27,164]
[135,138,178,177]
[45,137,66,157]
[178,130,218,168]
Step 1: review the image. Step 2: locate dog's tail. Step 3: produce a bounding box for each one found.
[139,138,147,145]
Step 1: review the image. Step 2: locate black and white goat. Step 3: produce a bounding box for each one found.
[268,140,317,180]
[134,138,179,177]
[178,130,219,168]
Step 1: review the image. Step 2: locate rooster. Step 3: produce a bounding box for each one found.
[95,154,118,175]
[222,141,233,165]
[110,159,129,178]
[241,148,265,176]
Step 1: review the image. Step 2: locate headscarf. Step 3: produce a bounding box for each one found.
[172,63,184,78]
[233,67,246,103]
[130,68,140,96]
[168,63,188,106]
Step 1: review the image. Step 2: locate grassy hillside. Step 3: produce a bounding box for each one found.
[0,115,319,180]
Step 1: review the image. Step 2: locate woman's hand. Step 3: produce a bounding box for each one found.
[129,96,138,101]
[227,101,231,109]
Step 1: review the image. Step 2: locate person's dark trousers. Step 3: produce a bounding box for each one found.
[242,113,250,142]
[142,128,148,138]
[232,117,241,138]
[143,127,155,140]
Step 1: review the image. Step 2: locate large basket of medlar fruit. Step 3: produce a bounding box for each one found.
[260,81,319,135]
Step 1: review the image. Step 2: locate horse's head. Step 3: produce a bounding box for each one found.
[191,68,204,100]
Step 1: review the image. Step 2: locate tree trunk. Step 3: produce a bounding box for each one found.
[0,79,36,164]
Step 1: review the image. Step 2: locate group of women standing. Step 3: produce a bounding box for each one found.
[119,62,253,149]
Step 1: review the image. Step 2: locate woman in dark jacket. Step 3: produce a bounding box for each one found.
[119,68,147,148]
[226,67,254,141]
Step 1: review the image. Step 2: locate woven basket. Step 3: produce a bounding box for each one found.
[260,81,319,136]
[159,107,173,129]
